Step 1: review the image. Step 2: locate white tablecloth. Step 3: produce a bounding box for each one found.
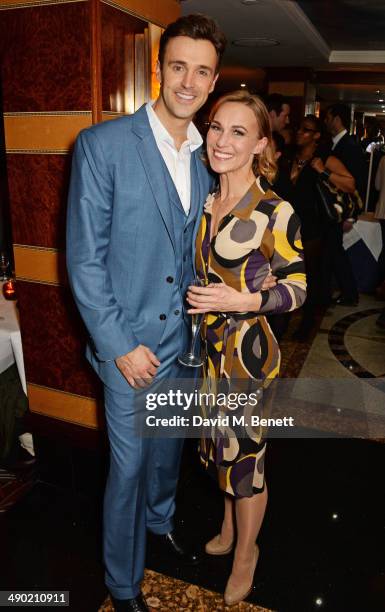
[343,218,382,261]
[0,282,34,455]
[0,283,26,393]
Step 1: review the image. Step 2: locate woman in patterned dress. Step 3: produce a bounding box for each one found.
[187,91,306,606]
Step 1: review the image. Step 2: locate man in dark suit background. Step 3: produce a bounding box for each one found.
[323,103,367,306]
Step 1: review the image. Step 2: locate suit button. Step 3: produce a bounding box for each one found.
[174,309,180,315]
[166,276,174,283]
[159,314,166,320]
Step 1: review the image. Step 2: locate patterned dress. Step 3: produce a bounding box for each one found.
[196,176,306,498]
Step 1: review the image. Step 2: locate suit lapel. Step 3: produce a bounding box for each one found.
[133,106,176,251]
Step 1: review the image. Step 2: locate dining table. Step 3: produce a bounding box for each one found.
[0,281,34,457]
[343,214,382,292]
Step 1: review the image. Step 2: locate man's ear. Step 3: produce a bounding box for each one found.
[155,60,162,84]
[254,136,268,155]
[209,72,219,94]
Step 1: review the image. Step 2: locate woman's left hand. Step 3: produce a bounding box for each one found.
[187,282,257,314]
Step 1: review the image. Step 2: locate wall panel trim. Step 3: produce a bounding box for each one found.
[14,245,65,285]
[28,383,102,428]
[4,112,92,153]
[0,0,85,9]
[101,0,179,27]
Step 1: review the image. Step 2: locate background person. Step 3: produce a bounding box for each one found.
[323,103,366,306]
[290,115,354,339]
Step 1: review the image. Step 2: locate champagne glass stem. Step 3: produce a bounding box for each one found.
[189,314,203,354]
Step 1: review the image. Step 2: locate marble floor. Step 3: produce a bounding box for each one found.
[298,295,385,380]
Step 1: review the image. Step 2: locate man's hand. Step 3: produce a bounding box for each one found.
[115,345,160,389]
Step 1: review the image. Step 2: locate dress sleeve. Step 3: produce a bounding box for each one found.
[258,200,307,314]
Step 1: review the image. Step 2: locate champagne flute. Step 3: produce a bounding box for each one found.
[178,276,206,368]
[0,252,10,281]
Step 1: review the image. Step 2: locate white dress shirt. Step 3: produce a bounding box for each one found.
[146,102,203,215]
[332,129,347,150]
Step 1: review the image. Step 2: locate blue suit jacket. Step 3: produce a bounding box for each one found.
[66,105,212,388]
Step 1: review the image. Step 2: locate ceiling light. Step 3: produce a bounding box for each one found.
[315,598,324,607]
[376,90,380,94]
[240,83,247,87]
[232,37,279,47]
[379,99,384,102]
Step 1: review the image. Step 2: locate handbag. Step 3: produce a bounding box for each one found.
[316,177,363,224]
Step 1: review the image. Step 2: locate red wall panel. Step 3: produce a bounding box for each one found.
[7,154,71,249]
[0,3,91,112]
[17,281,102,399]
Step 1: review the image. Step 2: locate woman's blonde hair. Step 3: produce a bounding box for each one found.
[208,90,277,184]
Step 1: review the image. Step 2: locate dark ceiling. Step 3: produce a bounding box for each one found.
[298,0,385,50]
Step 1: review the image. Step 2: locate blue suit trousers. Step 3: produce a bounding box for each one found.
[103,322,188,599]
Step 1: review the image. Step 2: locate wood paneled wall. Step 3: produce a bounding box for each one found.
[0,0,179,428]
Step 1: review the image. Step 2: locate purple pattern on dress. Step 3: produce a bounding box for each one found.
[230,455,255,487]
[244,252,268,293]
[270,284,292,313]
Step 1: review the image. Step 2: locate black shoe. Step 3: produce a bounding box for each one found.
[332,295,358,307]
[111,593,149,612]
[155,529,201,565]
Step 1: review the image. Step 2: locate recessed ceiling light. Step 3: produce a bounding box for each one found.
[232,37,279,47]
[240,83,247,87]
[315,598,324,607]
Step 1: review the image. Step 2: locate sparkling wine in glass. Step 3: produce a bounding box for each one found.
[178,277,206,368]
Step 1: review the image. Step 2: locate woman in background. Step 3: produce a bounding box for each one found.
[290,115,354,339]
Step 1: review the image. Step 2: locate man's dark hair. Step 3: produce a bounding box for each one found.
[327,103,351,130]
[265,93,290,116]
[158,13,227,73]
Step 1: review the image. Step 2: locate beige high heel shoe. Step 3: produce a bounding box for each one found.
[224,544,259,606]
[205,534,234,555]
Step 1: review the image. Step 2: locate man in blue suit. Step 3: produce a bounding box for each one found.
[66,13,226,612]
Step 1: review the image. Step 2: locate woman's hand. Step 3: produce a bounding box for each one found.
[310,157,325,174]
[187,282,261,314]
[261,269,277,290]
